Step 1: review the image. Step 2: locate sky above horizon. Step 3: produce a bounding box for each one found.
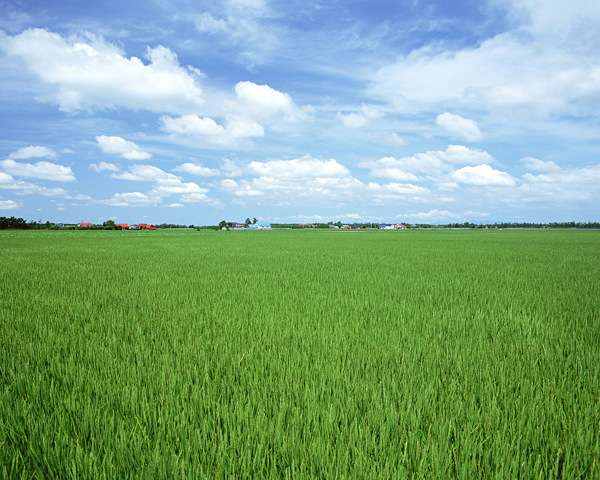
[1,0,599,225]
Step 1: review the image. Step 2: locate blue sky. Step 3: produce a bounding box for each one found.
[1,0,599,225]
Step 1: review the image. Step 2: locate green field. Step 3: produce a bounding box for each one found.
[1,229,599,478]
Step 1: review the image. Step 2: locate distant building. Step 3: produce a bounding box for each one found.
[79,222,93,227]
[379,224,406,230]
[115,223,129,229]
[138,223,156,230]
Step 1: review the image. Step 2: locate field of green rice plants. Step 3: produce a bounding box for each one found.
[1,228,599,478]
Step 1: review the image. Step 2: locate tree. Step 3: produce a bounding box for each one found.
[104,220,115,230]
[244,217,251,226]
[253,217,258,224]
[218,220,227,230]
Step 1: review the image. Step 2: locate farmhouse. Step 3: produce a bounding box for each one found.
[115,223,129,229]
[248,223,271,230]
[138,223,156,230]
[78,222,93,227]
[379,223,406,230]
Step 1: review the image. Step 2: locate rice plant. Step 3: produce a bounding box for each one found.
[1,228,598,478]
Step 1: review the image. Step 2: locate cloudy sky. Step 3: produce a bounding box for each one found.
[1,0,599,224]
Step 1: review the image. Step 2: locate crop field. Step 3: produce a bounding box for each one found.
[0,228,599,478]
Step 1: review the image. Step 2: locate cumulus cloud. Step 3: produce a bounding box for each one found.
[451,164,516,186]
[397,209,459,220]
[103,192,156,207]
[517,162,600,204]
[361,145,494,180]
[234,82,299,119]
[0,159,75,181]
[371,2,600,118]
[0,199,21,210]
[221,155,364,202]
[521,156,561,172]
[225,81,310,132]
[90,162,120,172]
[221,178,263,197]
[173,163,220,176]
[96,136,151,160]
[367,182,429,195]
[110,164,212,203]
[436,113,482,141]
[0,28,204,114]
[160,114,264,145]
[111,164,178,182]
[220,159,243,177]
[247,156,351,179]
[158,80,308,146]
[336,104,384,129]
[0,171,67,196]
[9,146,56,159]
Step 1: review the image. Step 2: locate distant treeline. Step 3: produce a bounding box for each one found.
[2,216,600,230]
[269,221,600,229]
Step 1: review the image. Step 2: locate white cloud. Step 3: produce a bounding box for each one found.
[0,171,67,196]
[221,178,263,197]
[398,209,459,220]
[65,194,92,201]
[151,181,208,196]
[452,164,516,186]
[436,113,483,141]
[90,162,120,172]
[161,115,224,136]
[0,199,21,210]
[9,146,56,159]
[336,104,384,129]
[111,164,178,183]
[231,81,309,123]
[173,163,220,176]
[160,114,264,145]
[221,155,365,202]
[195,12,229,35]
[111,164,212,203]
[247,155,351,179]
[337,112,369,129]
[0,28,204,114]
[0,159,75,181]
[383,133,408,146]
[522,163,600,185]
[104,192,156,207]
[371,2,600,118]
[367,182,429,195]
[521,157,561,172]
[157,80,307,146]
[516,163,600,204]
[361,145,494,180]
[96,136,151,160]
[180,193,210,203]
[193,0,277,66]
[220,159,243,177]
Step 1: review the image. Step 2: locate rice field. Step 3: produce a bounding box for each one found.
[0,228,599,478]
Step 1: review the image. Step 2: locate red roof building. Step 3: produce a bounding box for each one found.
[138,223,156,230]
[78,222,93,227]
[115,223,129,229]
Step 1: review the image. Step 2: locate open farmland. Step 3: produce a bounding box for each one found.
[0,228,599,478]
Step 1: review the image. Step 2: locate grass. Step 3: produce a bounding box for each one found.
[1,228,599,478]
